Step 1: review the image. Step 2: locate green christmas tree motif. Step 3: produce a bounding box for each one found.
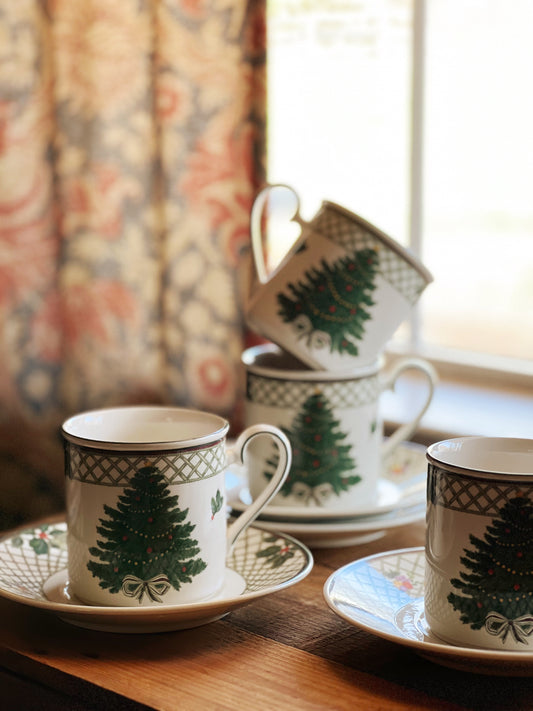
[277,247,379,356]
[87,464,207,603]
[264,392,361,505]
[448,496,533,645]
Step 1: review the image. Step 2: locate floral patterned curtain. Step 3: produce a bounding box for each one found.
[0,0,266,529]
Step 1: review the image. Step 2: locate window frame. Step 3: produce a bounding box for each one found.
[266,0,533,392]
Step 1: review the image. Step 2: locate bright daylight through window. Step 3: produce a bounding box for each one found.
[266,0,533,376]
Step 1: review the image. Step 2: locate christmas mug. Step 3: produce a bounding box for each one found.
[246,184,433,371]
[62,406,291,607]
[241,344,436,512]
[425,436,533,651]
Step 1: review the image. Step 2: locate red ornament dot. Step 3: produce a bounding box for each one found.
[135,496,140,501]
[345,284,353,292]
[314,434,322,442]
[477,602,483,608]
[122,535,128,541]
[148,517,153,523]
[305,416,312,423]
[329,305,336,313]
[147,547,153,554]
[348,263,355,271]
[488,569,494,575]
[114,566,118,572]
[168,534,173,540]
[318,284,325,292]
[514,583,521,591]
[182,566,187,573]
[312,459,320,468]
[505,528,511,534]
[349,308,357,315]
[517,551,523,558]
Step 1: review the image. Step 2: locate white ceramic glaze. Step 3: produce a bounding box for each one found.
[241,502,426,549]
[425,437,533,652]
[62,406,291,607]
[0,522,313,633]
[242,344,436,512]
[228,440,427,522]
[324,548,533,676]
[246,184,433,371]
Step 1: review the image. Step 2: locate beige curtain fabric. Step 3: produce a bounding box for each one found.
[0,0,266,529]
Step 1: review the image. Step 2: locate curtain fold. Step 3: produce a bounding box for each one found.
[0,0,266,529]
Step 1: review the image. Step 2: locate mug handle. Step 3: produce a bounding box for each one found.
[250,183,303,284]
[381,358,438,460]
[225,425,292,551]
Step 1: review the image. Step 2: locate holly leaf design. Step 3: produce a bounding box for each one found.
[30,538,50,555]
[256,539,295,568]
[211,489,224,518]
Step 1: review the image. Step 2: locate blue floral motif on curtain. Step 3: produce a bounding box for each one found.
[0,0,266,529]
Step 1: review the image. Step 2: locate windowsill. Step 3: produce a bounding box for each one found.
[382,370,533,447]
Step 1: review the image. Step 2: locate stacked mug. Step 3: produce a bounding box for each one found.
[241,184,438,527]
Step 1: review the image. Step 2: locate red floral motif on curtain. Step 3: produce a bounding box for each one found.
[0,0,266,529]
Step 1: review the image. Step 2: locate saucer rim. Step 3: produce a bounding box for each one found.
[247,503,426,535]
[0,520,313,618]
[323,546,533,667]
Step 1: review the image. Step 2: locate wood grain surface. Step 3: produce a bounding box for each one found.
[1,520,532,711]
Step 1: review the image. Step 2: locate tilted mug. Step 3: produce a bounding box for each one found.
[246,184,433,371]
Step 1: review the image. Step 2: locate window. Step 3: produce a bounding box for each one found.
[266,0,533,379]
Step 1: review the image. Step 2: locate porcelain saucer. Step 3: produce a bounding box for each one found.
[0,521,313,633]
[324,547,533,676]
[228,441,426,523]
[248,502,425,548]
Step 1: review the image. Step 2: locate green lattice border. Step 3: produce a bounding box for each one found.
[428,463,532,517]
[65,441,226,486]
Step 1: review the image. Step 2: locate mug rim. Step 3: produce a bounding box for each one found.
[426,436,533,479]
[61,405,230,452]
[242,343,382,381]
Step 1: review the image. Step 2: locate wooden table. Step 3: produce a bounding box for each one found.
[1,518,532,711]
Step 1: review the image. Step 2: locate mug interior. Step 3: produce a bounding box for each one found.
[62,406,229,449]
[427,436,533,476]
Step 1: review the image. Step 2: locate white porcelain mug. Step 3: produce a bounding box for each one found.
[425,436,533,651]
[62,406,291,607]
[246,184,433,371]
[242,344,436,512]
